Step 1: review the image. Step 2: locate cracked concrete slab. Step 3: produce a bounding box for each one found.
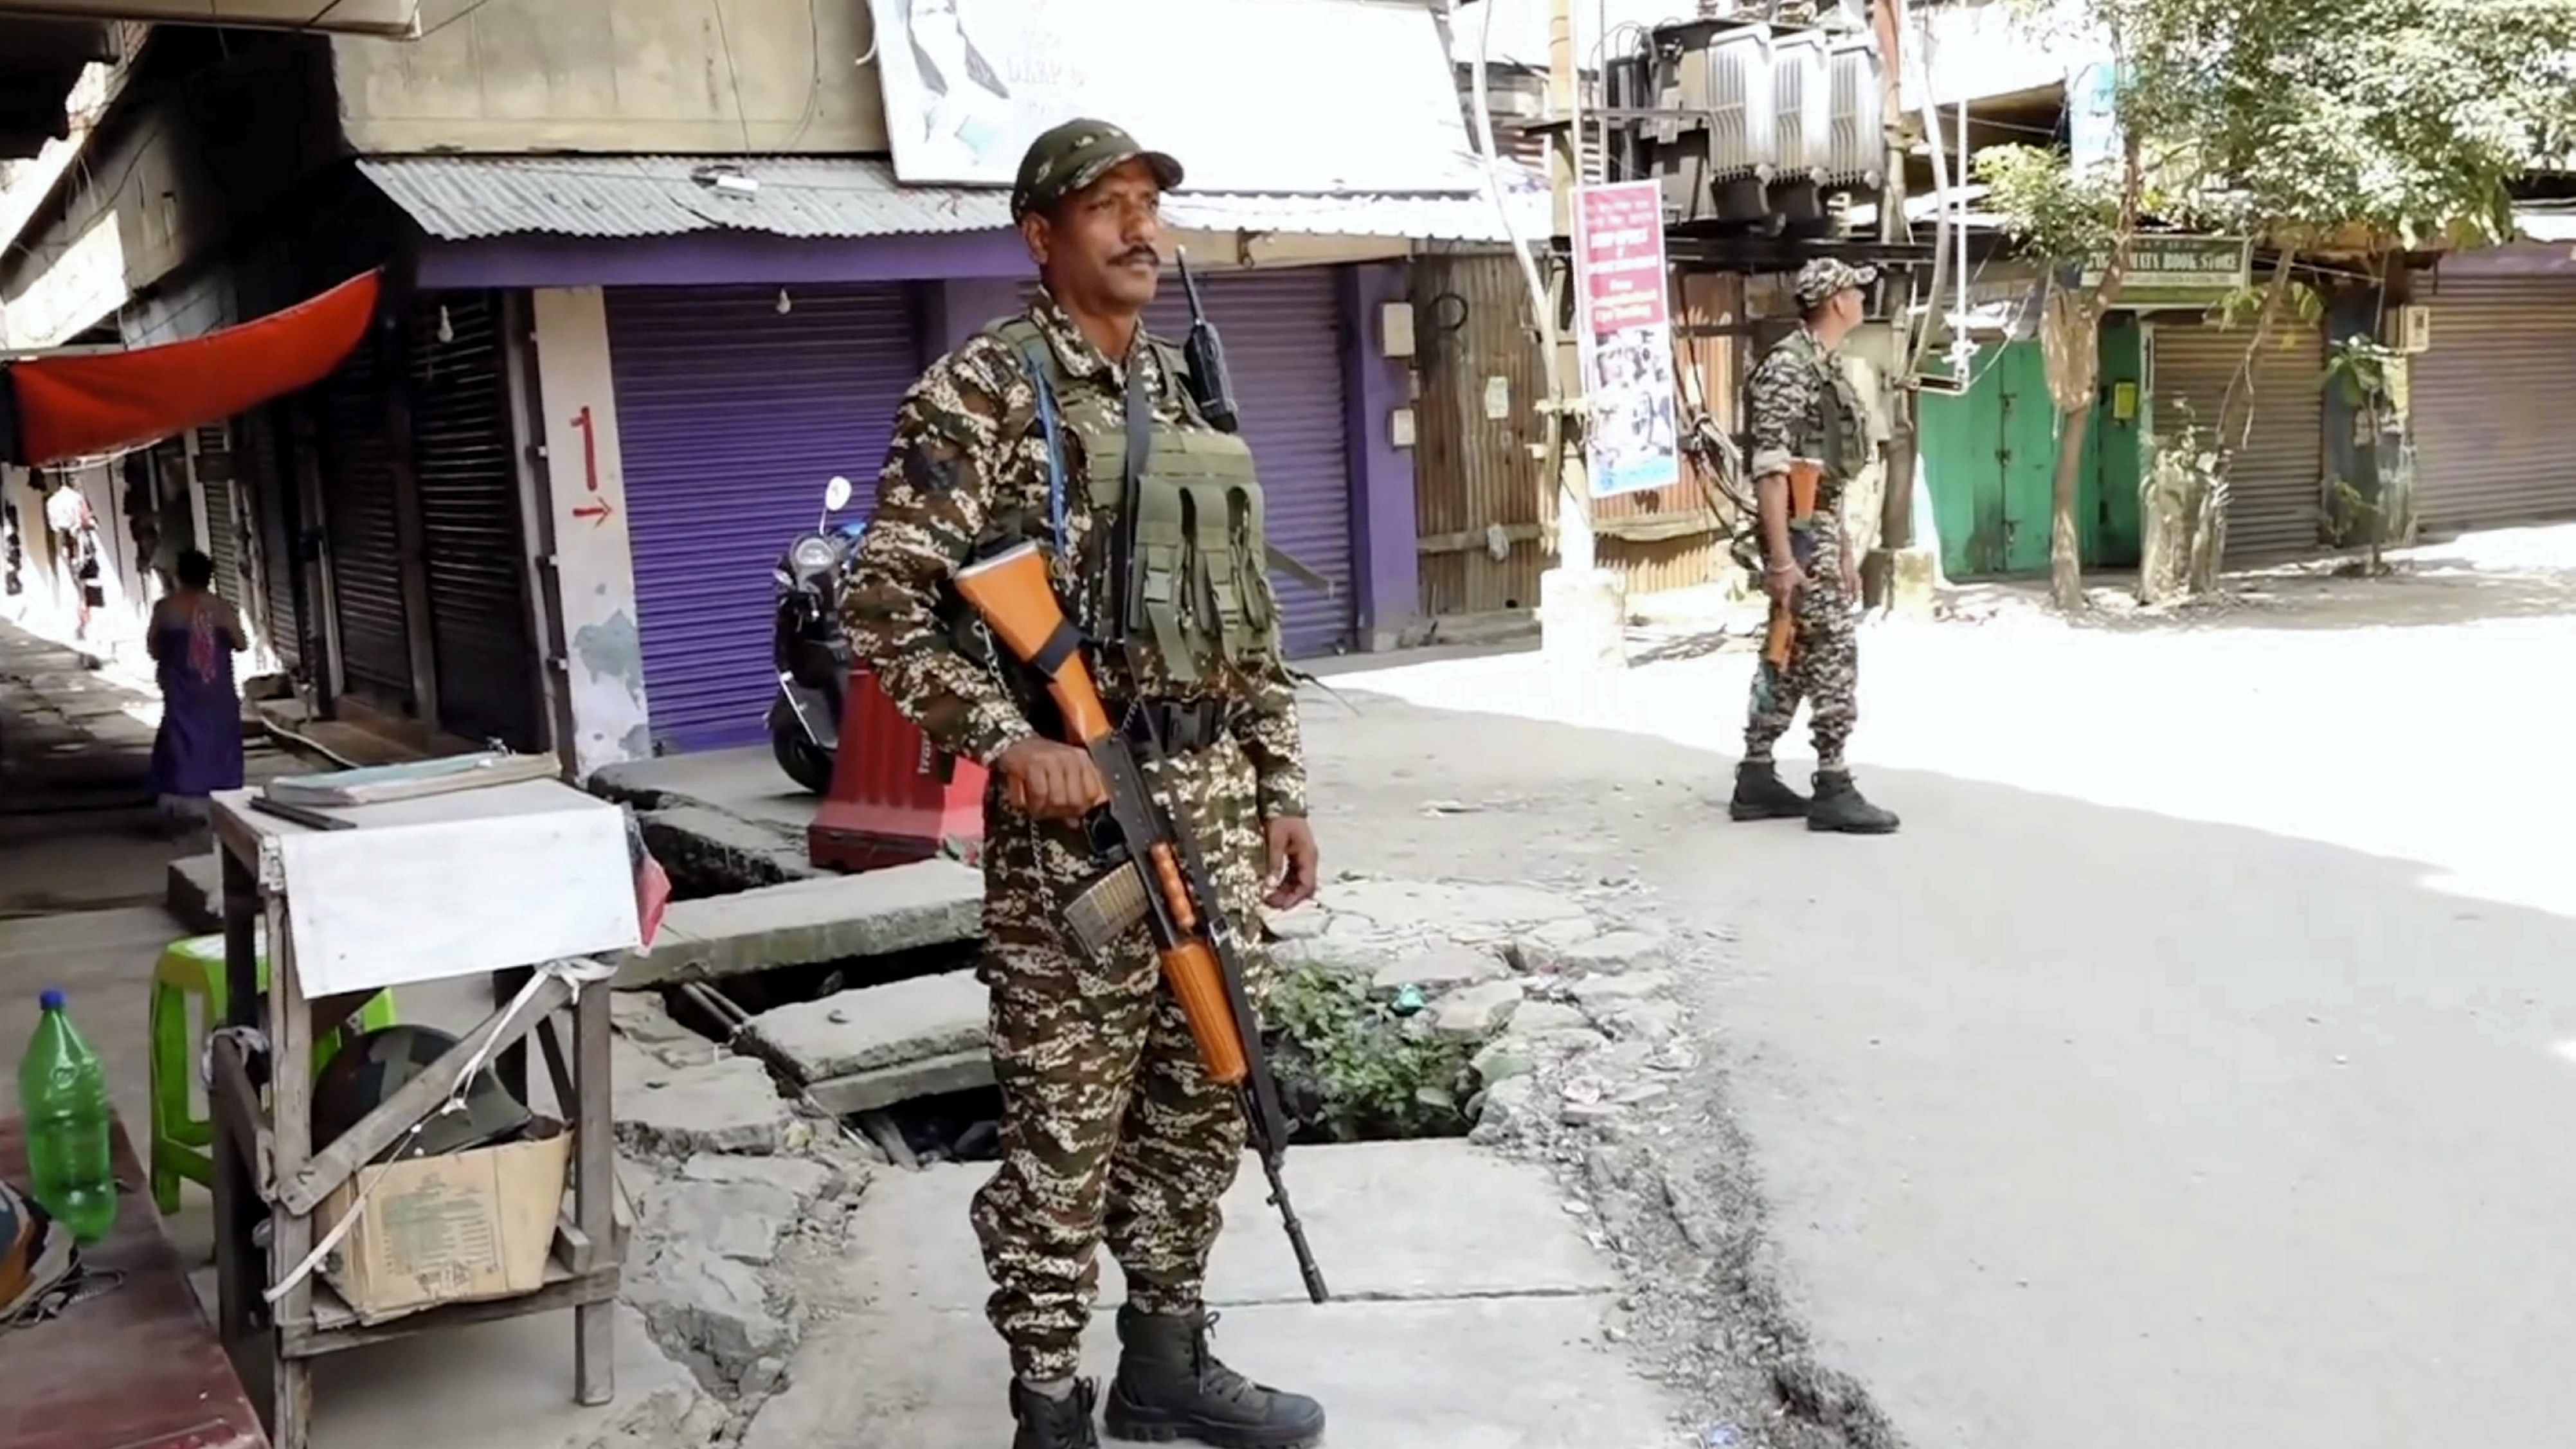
[741,1296,1684,1449]
[311,1304,725,1449]
[834,1140,1619,1315]
[617,861,983,987]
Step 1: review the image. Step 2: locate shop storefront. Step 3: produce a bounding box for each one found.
[597,266,1369,757]
[2146,316,2327,563]
[2410,267,2576,536]
[604,282,924,754]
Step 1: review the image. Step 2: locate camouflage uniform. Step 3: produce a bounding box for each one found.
[840,292,1304,1385]
[1742,262,1877,774]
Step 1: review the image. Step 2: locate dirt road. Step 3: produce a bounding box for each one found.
[1306,528,2576,1448]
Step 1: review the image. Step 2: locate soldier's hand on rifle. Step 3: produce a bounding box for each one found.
[1264,816,1320,911]
[995,737,1110,822]
[1763,560,1807,610]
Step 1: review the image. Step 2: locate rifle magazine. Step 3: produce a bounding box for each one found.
[1063,859,1151,960]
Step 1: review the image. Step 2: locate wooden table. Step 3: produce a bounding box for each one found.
[206,782,633,1449]
[1,1115,268,1449]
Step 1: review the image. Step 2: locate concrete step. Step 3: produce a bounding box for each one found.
[616,859,983,988]
[739,971,993,1115]
[167,852,222,934]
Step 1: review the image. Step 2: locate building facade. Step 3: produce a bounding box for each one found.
[1,1,1509,777]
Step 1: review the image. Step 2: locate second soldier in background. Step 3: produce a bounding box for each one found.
[838,119,1328,1449]
[1729,258,1902,835]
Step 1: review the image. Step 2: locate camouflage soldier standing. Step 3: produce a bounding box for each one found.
[840,120,1329,1449]
[1729,259,1902,834]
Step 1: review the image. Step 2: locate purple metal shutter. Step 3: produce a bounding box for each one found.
[1143,269,1358,657]
[604,284,921,753]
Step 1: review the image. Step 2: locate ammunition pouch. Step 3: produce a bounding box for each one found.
[987,314,1281,694]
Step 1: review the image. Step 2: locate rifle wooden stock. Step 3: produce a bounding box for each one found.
[1763,605,1795,669]
[1760,460,1828,670]
[955,543,1115,746]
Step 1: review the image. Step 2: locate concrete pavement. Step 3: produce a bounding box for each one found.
[750,1140,1684,1448]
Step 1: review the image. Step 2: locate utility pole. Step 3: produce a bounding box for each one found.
[1868,0,1936,613]
[1546,0,1594,578]
[1539,0,1626,667]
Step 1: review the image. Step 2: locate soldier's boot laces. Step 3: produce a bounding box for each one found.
[1010,1378,1101,1449]
[1103,1306,1327,1448]
[1808,771,1900,834]
[1729,760,1812,821]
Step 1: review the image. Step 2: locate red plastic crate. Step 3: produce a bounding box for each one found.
[807,666,988,873]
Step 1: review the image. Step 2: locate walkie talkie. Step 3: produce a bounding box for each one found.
[1176,248,1239,435]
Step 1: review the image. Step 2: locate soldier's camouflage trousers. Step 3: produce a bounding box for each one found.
[1744,525,1859,771]
[971,730,1273,1383]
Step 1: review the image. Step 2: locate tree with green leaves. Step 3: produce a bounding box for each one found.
[1975,0,2576,608]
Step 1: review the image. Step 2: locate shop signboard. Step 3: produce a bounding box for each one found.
[1572,180,1680,498]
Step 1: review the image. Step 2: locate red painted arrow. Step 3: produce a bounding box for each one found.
[572,500,615,527]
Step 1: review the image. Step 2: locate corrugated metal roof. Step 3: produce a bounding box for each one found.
[359,154,1549,246]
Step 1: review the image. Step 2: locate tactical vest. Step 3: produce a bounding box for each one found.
[1727,337,1874,575]
[1815,350,1873,496]
[987,316,1280,692]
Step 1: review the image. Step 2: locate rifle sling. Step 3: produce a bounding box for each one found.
[1117,347,1155,640]
[1263,542,1335,595]
[1029,618,1084,681]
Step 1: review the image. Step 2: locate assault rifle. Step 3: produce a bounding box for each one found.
[1760,458,1824,674]
[1173,248,1334,598]
[953,540,1331,1306]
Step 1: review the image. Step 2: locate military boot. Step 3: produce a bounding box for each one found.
[1011,1378,1100,1449]
[1102,1306,1326,1448]
[1808,771,1900,834]
[1728,760,1811,822]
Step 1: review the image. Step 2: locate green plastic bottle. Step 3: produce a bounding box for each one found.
[19,988,116,1243]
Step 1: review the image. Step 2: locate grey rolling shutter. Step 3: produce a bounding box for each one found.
[236,404,303,672]
[408,292,543,751]
[2148,320,2325,562]
[191,426,244,608]
[315,319,415,707]
[2411,274,2576,534]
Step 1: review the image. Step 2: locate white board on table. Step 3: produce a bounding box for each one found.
[220,780,642,998]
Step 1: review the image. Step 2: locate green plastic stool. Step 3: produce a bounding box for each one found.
[147,932,397,1215]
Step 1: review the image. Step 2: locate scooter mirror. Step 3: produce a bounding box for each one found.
[824,475,854,512]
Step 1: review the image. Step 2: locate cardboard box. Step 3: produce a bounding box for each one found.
[319,1119,572,1326]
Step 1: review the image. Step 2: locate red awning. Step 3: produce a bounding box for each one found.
[3,269,381,467]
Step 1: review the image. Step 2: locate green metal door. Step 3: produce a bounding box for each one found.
[1994,343,2058,573]
[2084,317,2145,567]
[1919,341,2066,577]
[1920,345,2010,576]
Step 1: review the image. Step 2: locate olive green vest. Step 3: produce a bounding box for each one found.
[1817,356,1871,494]
[989,316,1279,691]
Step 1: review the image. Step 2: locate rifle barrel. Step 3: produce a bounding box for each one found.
[1249,1120,1330,1305]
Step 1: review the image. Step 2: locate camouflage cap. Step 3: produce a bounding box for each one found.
[1792,258,1880,309]
[1010,118,1184,222]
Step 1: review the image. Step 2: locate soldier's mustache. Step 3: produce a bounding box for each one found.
[1114,246,1161,267]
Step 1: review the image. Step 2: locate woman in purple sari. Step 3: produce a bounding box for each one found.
[148,550,246,823]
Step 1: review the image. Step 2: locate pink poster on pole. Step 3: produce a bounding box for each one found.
[1572,180,1680,498]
